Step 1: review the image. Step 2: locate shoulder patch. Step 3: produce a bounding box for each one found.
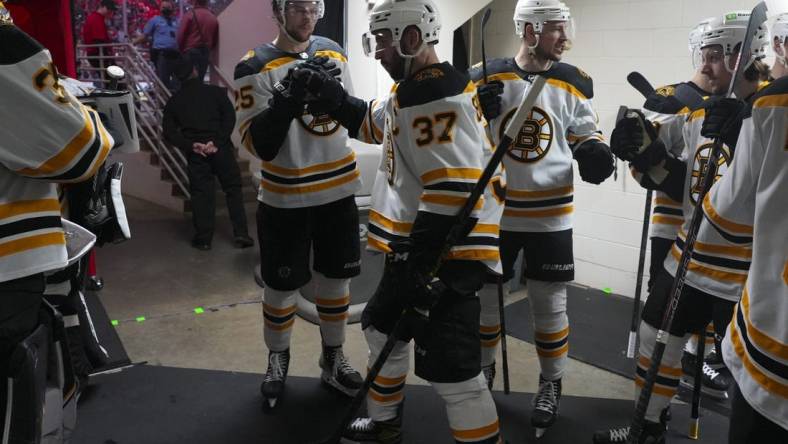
[397,62,470,109]
[655,85,676,97]
[542,62,594,99]
[240,50,255,62]
[643,83,687,114]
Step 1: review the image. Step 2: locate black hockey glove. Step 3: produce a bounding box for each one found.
[292,57,347,114]
[630,139,668,174]
[610,115,644,162]
[701,97,746,151]
[269,68,306,119]
[477,80,504,121]
[573,139,615,184]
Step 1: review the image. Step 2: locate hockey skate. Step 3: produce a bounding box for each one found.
[531,375,561,438]
[343,406,403,444]
[482,362,496,391]
[261,349,290,408]
[320,345,363,397]
[592,408,670,444]
[680,351,731,399]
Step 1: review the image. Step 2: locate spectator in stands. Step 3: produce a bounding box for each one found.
[176,0,218,82]
[162,58,253,251]
[82,0,117,77]
[134,1,180,91]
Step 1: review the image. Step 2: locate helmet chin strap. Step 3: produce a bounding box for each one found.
[396,40,427,81]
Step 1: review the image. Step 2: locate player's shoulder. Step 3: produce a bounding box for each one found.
[0,25,45,66]
[233,43,287,80]
[644,82,689,115]
[543,62,594,99]
[309,36,348,62]
[397,62,472,109]
[751,77,788,109]
[468,58,517,83]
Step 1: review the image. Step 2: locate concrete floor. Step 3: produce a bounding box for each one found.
[97,196,633,401]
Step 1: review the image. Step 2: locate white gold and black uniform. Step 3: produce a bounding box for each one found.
[702,77,788,439]
[468,58,612,385]
[233,37,361,377]
[327,61,503,443]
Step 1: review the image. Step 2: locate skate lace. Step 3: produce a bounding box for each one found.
[534,380,557,413]
[264,352,286,383]
[349,417,374,432]
[608,426,630,442]
[702,362,720,380]
[334,350,356,375]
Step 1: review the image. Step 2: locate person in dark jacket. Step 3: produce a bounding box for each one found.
[163,58,253,250]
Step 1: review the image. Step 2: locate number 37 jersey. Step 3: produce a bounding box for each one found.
[470,59,603,233]
[357,62,503,274]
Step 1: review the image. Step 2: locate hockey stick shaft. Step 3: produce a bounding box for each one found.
[496,276,510,394]
[321,76,548,444]
[689,326,707,440]
[627,189,652,359]
[481,9,492,83]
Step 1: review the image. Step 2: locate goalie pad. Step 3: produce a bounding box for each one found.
[82,162,131,246]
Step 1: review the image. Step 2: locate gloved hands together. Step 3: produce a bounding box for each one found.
[270,68,307,119]
[477,80,504,121]
[609,110,667,174]
[573,139,615,184]
[291,56,347,114]
[701,97,746,151]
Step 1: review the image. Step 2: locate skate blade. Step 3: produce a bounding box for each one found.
[264,397,278,409]
[321,374,360,398]
[535,428,546,439]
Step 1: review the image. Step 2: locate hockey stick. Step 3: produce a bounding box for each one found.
[623,72,658,359]
[627,3,768,442]
[319,76,549,444]
[689,326,707,440]
[481,8,492,83]
[496,276,511,394]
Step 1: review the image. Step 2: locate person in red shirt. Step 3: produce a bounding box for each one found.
[81,0,117,75]
[177,0,218,82]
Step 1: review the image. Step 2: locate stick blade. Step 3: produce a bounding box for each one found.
[674,83,705,110]
[626,71,656,99]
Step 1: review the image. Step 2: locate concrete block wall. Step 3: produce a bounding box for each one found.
[476,0,776,297]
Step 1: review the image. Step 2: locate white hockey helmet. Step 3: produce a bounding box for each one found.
[362,0,441,58]
[772,12,788,43]
[689,18,715,69]
[513,0,574,39]
[697,10,769,71]
[274,0,325,21]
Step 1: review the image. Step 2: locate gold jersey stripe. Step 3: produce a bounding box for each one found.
[446,249,500,261]
[0,232,65,258]
[547,78,588,100]
[0,199,61,220]
[670,246,748,283]
[367,236,392,253]
[421,194,484,210]
[260,169,359,194]
[506,185,574,199]
[651,215,683,225]
[678,229,752,258]
[471,223,500,235]
[740,287,788,360]
[654,197,682,207]
[17,106,94,177]
[635,376,678,398]
[369,210,413,233]
[754,92,788,109]
[451,420,500,441]
[262,152,356,177]
[479,72,520,84]
[729,309,788,398]
[260,56,299,73]
[463,80,476,94]
[314,50,347,63]
[688,108,706,123]
[637,356,682,377]
[420,168,482,184]
[703,193,754,236]
[504,206,574,218]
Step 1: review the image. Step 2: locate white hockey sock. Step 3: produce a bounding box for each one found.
[365,326,409,422]
[528,280,569,381]
[478,283,501,367]
[433,373,501,443]
[313,273,350,347]
[636,321,688,423]
[262,287,298,352]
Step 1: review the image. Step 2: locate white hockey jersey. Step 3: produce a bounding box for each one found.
[703,78,788,430]
[233,36,361,208]
[640,83,692,240]
[469,59,604,233]
[356,63,503,274]
[0,27,113,282]
[661,105,746,301]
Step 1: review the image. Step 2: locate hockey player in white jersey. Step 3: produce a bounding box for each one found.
[469,0,614,437]
[0,4,114,440]
[701,75,788,444]
[770,12,788,78]
[595,11,771,444]
[288,0,504,442]
[233,0,363,408]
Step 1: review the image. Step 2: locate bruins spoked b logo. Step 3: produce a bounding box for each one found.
[298,111,340,137]
[689,143,732,205]
[499,106,554,163]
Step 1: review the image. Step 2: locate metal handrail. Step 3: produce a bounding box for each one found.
[77,42,190,200]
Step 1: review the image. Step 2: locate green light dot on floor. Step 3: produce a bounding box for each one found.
[111,320,119,326]
[194,307,205,314]
[136,316,146,323]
